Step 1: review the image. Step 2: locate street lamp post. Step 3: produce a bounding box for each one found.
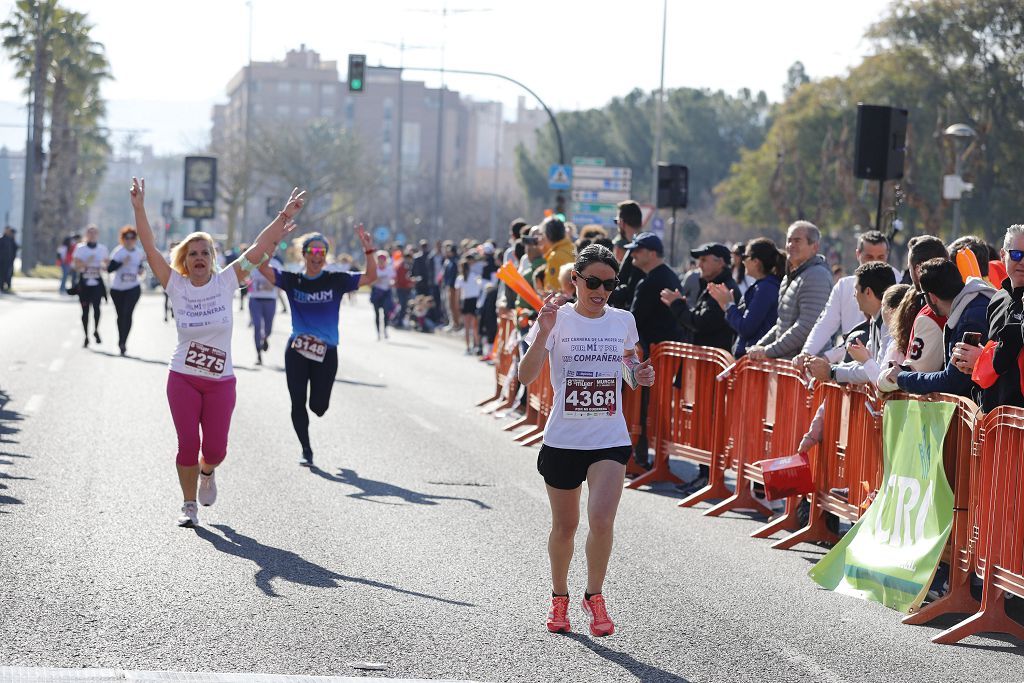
[943,123,976,241]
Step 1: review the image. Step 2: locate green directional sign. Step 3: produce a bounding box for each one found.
[572,156,605,167]
[571,202,619,214]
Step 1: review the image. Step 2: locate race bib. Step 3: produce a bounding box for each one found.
[120,271,138,284]
[291,333,327,363]
[84,266,100,280]
[563,376,617,419]
[184,341,227,377]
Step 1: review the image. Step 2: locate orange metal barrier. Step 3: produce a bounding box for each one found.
[477,312,518,413]
[704,358,814,533]
[505,358,553,447]
[772,381,883,549]
[930,405,1024,645]
[626,343,734,491]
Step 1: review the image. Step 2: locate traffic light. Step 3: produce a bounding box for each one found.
[656,163,688,209]
[347,54,366,93]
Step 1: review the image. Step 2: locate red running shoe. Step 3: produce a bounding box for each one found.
[581,594,615,636]
[546,595,571,633]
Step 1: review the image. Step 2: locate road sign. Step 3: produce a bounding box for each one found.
[572,177,631,192]
[571,213,614,226]
[571,190,630,203]
[651,217,664,231]
[640,204,656,227]
[571,201,619,215]
[182,204,214,219]
[395,232,406,246]
[373,226,391,242]
[572,165,633,180]
[548,164,572,190]
[572,156,605,167]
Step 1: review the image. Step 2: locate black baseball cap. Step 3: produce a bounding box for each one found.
[624,232,664,256]
[690,242,731,261]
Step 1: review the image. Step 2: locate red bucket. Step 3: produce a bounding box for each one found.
[760,452,813,500]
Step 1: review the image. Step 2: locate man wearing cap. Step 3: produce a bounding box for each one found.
[627,232,685,468]
[660,242,741,350]
[747,221,832,361]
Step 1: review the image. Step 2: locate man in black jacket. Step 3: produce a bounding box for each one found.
[626,231,684,468]
[609,200,644,310]
[660,242,741,351]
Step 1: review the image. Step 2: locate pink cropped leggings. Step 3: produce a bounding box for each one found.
[166,370,237,467]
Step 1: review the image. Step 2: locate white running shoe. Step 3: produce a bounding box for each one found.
[177,501,199,527]
[198,470,217,506]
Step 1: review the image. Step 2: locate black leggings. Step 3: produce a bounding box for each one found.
[285,344,339,452]
[111,286,141,349]
[78,284,103,335]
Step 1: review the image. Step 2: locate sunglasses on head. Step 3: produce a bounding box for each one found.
[575,273,620,291]
[1010,249,1024,262]
[304,247,327,256]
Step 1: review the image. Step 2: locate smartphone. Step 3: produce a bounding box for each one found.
[962,332,982,347]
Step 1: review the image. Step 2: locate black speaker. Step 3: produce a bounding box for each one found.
[656,163,688,209]
[854,104,908,181]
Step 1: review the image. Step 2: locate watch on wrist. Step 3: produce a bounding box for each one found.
[829,365,837,381]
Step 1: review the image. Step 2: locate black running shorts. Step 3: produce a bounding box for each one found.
[537,444,632,490]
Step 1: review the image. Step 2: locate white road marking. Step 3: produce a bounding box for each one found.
[61,340,72,349]
[23,394,44,414]
[48,358,65,372]
[409,414,439,432]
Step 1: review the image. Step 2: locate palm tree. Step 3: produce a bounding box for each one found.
[0,0,62,270]
[39,9,110,248]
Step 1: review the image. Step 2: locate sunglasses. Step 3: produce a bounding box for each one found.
[575,274,620,291]
[124,234,137,240]
[304,247,327,256]
[1010,249,1024,262]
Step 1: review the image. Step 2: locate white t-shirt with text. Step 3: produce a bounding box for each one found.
[75,243,109,286]
[109,245,147,291]
[525,304,640,450]
[166,268,239,379]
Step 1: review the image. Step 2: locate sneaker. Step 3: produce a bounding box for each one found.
[177,501,199,527]
[546,596,571,633]
[829,487,850,501]
[119,345,127,357]
[198,470,217,506]
[94,331,101,344]
[581,594,615,636]
[262,339,269,352]
[299,449,313,467]
[674,474,708,496]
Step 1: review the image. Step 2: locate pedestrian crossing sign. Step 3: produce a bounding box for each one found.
[548,164,572,190]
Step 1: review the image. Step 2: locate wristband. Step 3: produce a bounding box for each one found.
[364,249,375,255]
[240,253,269,273]
[829,365,837,381]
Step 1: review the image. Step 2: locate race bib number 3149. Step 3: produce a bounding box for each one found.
[563,377,617,419]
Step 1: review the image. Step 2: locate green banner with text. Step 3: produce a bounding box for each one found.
[808,400,955,613]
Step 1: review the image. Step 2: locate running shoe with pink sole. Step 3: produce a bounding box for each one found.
[581,594,615,636]
[546,595,571,633]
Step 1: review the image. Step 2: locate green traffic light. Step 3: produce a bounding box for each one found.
[351,79,362,90]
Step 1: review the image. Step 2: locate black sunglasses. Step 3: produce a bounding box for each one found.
[1010,249,1024,262]
[575,274,620,291]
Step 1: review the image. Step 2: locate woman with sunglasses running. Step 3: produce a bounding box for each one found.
[131,177,305,528]
[107,225,148,356]
[518,244,655,637]
[259,228,377,466]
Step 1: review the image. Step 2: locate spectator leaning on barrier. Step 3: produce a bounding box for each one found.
[540,216,575,294]
[746,221,832,361]
[797,230,895,365]
[659,242,740,351]
[904,235,950,372]
[609,200,644,309]
[882,258,994,398]
[707,237,784,358]
[804,262,896,385]
[952,225,1024,410]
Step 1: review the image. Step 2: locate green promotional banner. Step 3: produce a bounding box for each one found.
[809,400,955,612]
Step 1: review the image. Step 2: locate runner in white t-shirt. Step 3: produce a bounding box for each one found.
[130,177,306,528]
[518,244,655,638]
[247,255,281,365]
[72,225,109,347]
[108,225,148,355]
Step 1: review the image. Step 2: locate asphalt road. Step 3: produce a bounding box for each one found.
[1,282,1021,682]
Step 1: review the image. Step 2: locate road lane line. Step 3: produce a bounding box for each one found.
[48,358,65,372]
[409,414,439,432]
[61,340,72,349]
[24,394,44,414]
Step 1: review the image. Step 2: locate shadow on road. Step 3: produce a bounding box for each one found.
[89,349,169,366]
[195,523,475,607]
[262,364,386,388]
[309,467,491,509]
[563,632,691,682]
[0,388,26,512]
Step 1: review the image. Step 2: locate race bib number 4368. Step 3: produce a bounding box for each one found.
[563,377,617,419]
